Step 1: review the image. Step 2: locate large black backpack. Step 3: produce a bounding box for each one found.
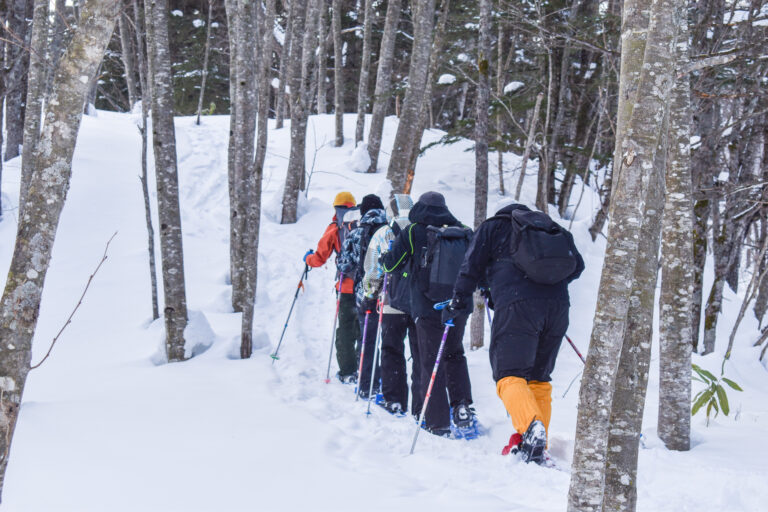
[416,225,473,302]
[508,209,578,285]
[386,223,411,313]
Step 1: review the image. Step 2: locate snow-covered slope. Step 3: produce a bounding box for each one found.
[0,112,766,511]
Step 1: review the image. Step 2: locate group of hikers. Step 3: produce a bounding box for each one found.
[301,190,584,464]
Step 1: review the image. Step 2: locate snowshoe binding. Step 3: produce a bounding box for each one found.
[501,433,523,456]
[337,371,358,385]
[520,419,547,464]
[450,404,483,440]
[376,399,407,417]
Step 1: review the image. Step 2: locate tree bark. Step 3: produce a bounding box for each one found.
[275,0,293,129]
[331,0,344,146]
[567,0,679,507]
[118,5,139,109]
[145,0,189,361]
[280,0,313,224]
[0,0,118,495]
[354,0,374,145]
[4,0,30,162]
[195,0,214,125]
[316,0,329,114]
[366,0,401,172]
[385,0,436,193]
[515,93,543,201]
[470,0,491,351]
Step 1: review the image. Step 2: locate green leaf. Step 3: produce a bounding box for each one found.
[721,378,743,392]
[692,388,715,416]
[706,400,714,420]
[692,376,707,384]
[716,384,730,416]
[694,365,718,383]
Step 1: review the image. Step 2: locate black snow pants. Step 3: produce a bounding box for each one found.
[415,314,472,430]
[380,313,420,413]
[357,308,381,394]
[490,298,569,382]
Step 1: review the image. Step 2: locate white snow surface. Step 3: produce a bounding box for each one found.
[504,81,525,94]
[437,74,457,85]
[1,112,767,511]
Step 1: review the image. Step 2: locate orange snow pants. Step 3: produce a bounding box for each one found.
[496,377,552,435]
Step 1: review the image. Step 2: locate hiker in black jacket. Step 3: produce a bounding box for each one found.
[444,202,584,462]
[381,191,474,437]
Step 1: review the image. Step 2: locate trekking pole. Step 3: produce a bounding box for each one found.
[565,334,586,365]
[410,300,453,455]
[355,309,372,400]
[366,272,389,414]
[271,263,310,364]
[324,273,344,384]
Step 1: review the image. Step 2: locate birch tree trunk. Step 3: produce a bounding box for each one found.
[316,0,329,114]
[515,93,543,201]
[331,0,344,146]
[19,0,49,218]
[133,0,160,320]
[470,0,491,351]
[280,0,313,224]
[4,0,29,162]
[145,0,189,361]
[567,0,679,507]
[195,0,213,125]
[275,0,293,129]
[386,0,436,193]
[118,6,139,109]
[354,0,374,145]
[0,0,118,494]
[366,0,401,172]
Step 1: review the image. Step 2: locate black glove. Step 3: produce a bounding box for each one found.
[480,288,494,311]
[360,296,378,314]
[441,296,472,324]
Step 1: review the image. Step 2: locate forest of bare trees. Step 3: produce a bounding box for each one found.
[0,0,765,507]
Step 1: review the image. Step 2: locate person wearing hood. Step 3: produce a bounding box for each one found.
[381,192,474,436]
[338,194,389,396]
[445,202,584,463]
[360,194,420,415]
[304,191,361,384]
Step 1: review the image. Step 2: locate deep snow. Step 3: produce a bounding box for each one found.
[0,111,766,511]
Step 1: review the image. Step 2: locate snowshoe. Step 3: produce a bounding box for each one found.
[450,405,483,440]
[501,432,523,456]
[424,425,452,438]
[376,399,407,417]
[337,372,357,385]
[519,420,547,464]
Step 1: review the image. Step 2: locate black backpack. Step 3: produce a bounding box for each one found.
[386,223,411,313]
[353,219,388,290]
[508,209,578,285]
[416,225,473,302]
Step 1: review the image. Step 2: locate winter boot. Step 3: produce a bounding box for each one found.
[383,401,404,415]
[337,371,358,384]
[452,403,475,429]
[425,425,452,438]
[520,419,547,464]
[501,433,523,456]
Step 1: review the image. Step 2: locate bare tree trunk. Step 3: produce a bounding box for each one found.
[240,0,277,358]
[18,0,48,218]
[535,45,554,213]
[195,0,214,125]
[281,0,314,224]
[496,21,505,196]
[316,0,329,114]
[46,0,69,96]
[366,0,401,172]
[4,0,30,162]
[354,0,374,145]
[385,0,436,193]
[145,0,189,361]
[567,0,679,507]
[658,11,693,451]
[133,0,159,321]
[331,0,344,146]
[0,0,118,495]
[515,92,543,201]
[470,0,491,351]
[275,0,293,129]
[118,5,139,109]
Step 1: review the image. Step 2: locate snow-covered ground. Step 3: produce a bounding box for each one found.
[0,111,766,511]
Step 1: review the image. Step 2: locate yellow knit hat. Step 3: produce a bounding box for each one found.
[333,191,356,207]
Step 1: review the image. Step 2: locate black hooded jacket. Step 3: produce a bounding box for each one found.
[381,201,462,319]
[453,203,584,309]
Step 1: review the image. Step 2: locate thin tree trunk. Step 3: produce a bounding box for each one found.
[496,21,505,196]
[4,0,29,162]
[133,0,159,320]
[470,0,491,351]
[18,0,48,218]
[46,0,69,97]
[275,0,293,129]
[536,45,554,213]
[354,0,374,145]
[331,0,344,146]
[316,0,329,114]
[515,92,543,201]
[0,0,118,495]
[567,0,679,507]
[145,0,189,361]
[366,0,402,172]
[196,0,214,125]
[386,0,436,193]
[118,6,139,109]
[281,0,313,224]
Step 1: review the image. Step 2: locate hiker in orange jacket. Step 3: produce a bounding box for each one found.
[303,191,360,382]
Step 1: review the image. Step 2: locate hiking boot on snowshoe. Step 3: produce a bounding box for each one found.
[452,403,475,429]
[383,401,404,415]
[337,372,357,384]
[501,432,523,456]
[425,425,452,438]
[520,419,547,464]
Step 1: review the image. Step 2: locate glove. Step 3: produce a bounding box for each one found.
[303,249,314,263]
[360,296,378,314]
[480,288,494,311]
[441,296,472,324]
